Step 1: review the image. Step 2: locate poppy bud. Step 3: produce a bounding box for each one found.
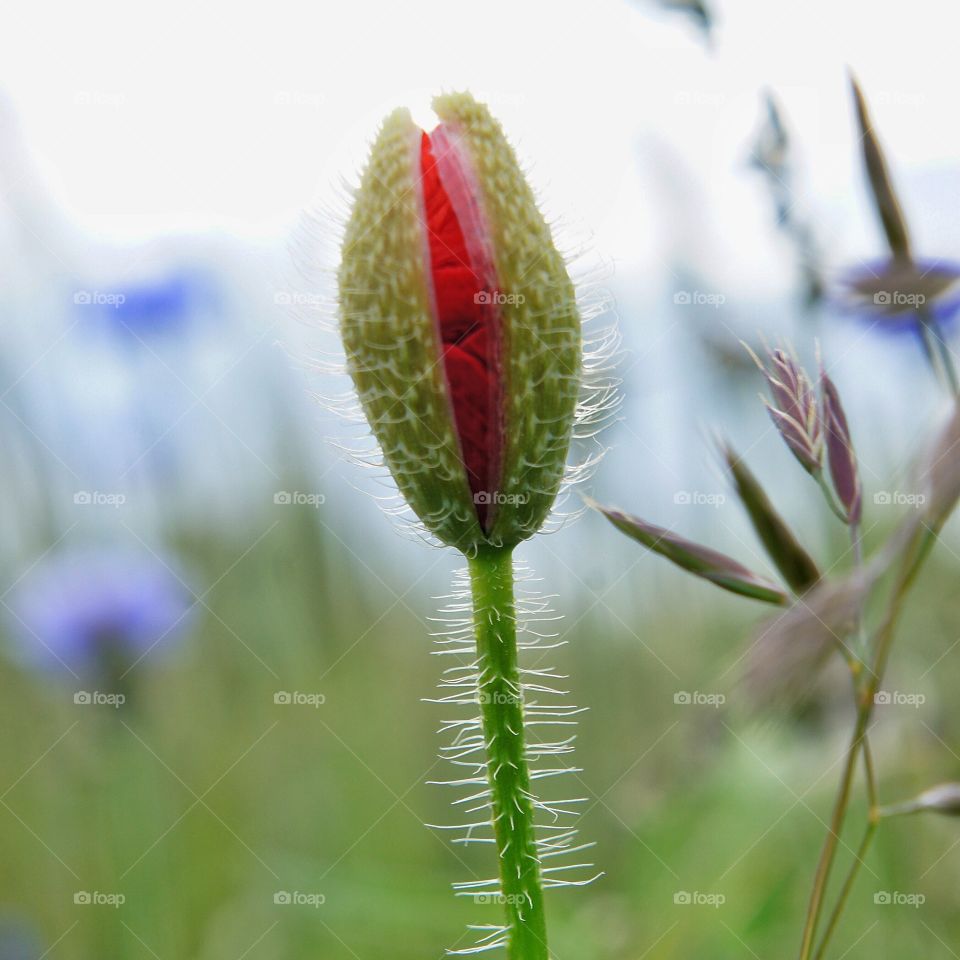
[338,93,581,553]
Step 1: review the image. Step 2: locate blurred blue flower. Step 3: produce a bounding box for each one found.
[837,257,960,333]
[74,269,218,341]
[5,547,194,679]
[0,917,43,960]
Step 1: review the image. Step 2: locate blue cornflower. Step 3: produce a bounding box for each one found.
[0,917,43,960]
[837,257,960,333]
[75,270,218,341]
[5,547,194,679]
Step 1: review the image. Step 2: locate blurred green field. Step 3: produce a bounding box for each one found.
[3,501,960,959]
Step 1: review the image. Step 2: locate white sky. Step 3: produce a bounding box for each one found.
[1,0,958,285]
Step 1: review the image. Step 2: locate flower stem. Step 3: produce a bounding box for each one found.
[468,545,549,960]
[798,710,868,960]
[799,523,940,959]
[813,471,849,524]
[918,310,960,397]
[812,816,878,960]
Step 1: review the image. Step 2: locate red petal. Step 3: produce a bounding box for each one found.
[420,130,503,532]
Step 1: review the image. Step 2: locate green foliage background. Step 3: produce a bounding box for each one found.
[3,499,959,959]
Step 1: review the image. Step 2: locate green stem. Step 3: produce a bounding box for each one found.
[812,817,878,960]
[468,546,549,960]
[862,736,878,812]
[813,471,849,524]
[800,523,941,959]
[918,310,960,397]
[811,721,880,960]
[798,709,868,960]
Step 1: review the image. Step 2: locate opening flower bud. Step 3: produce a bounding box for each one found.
[338,93,581,553]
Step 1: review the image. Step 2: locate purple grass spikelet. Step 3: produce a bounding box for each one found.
[589,499,788,605]
[745,342,823,475]
[821,371,862,526]
[720,442,821,594]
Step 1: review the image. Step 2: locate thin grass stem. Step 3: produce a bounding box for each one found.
[799,521,942,959]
